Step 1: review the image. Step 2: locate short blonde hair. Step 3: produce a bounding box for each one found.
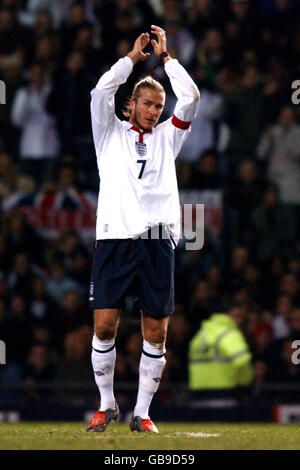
[122,76,165,118]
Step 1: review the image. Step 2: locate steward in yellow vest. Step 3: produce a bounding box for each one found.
[188,307,253,390]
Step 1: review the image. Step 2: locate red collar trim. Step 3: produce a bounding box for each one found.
[130,125,152,143]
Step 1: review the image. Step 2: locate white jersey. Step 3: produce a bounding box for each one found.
[90,56,200,244]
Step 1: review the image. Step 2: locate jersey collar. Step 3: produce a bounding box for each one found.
[130,125,152,135]
[126,123,152,143]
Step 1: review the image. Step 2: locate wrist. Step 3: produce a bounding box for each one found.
[160,52,171,64]
[127,51,139,65]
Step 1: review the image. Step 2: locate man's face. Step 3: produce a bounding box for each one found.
[279,106,294,127]
[129,88,165,131]
[229,307,245,328]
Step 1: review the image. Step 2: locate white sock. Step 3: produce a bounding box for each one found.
[133,339,166,419]
[91,334,116,411]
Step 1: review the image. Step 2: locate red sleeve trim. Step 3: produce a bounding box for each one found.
[171,115,192,130]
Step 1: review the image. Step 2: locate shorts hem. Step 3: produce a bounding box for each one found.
[139,305,174,317]
[89,304,122,310]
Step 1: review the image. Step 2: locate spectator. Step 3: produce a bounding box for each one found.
[27,277,58,326]
[251,321,274,358]
[175,85,228,163]
[54,326,94,406]
[47,50,95,167]
[230,159,267,244]
[257,105,300,205]
[7,252,35,297]
[226,245,249,294]
[187,0,223,38]
[195,28,226,88]
[289,307,300,340]
[226,66,264,161]
[272,294,292,339]
[72,25,100,74]
[0,7,26,75]
[189,278,223,328]
[189,149,221,189]
[5,213,44,265]
[250,185,297,263]
[228,0,257,52]
[10,62,60,182]
[188,305,253,396]
[164,17,195,67]
[166,310,192,382]
[23,343,56,403]
[0,151,35,199]
[60,2,93,56]
[3,294,32,363]
[45,262,84,305]
[57,290,89,340]
[279,273,299,304]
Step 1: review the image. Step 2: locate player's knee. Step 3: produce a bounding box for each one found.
[94,309,119,340]
[94,321,117,340]
[144,325,167,344]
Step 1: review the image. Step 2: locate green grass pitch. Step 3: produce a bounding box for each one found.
[1,422,300,450]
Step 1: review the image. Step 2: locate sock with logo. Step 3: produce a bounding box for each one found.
[133,339,166,419]
[91,334,116,411]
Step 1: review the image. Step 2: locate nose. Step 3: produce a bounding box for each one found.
[149,106,157,118]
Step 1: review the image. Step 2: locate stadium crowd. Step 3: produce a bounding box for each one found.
[0,0,300,409]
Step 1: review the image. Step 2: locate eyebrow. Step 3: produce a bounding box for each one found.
[144,99,164,107]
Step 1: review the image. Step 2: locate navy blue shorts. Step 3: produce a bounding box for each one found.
[89,227,175,317]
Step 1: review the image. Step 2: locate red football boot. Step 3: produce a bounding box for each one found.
[87,404,119,432]
[130,416,159,433]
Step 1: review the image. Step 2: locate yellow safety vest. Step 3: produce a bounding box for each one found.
[188,313,253,390]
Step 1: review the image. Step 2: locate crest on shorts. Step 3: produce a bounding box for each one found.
[135,141,147,156]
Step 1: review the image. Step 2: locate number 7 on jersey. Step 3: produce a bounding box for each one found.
[137,160,147,179]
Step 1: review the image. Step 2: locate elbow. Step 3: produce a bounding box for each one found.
[194,87,200,102]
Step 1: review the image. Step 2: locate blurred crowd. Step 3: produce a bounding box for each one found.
[0,0,300,409]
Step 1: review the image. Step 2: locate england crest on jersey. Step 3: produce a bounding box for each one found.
[135,141,147,156]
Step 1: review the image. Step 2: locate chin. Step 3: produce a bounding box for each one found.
[144,122,156,131]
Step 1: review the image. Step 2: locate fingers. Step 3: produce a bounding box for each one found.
[138,32,149,40]
[151,25,166,38]
[140,32,150,49]
[140,32,150,41]
[136,32,149,48]
[151,39,158,48]
[151,25,165,33]
[141,52,150,61]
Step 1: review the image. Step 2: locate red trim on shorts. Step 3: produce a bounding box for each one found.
[171,115,192,130]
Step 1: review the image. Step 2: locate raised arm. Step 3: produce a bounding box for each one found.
[91,33,150,151]
[165,58,200,125]
[90,58,133,129]
[151,25,200,156]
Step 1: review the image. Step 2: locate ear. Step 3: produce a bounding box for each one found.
[129,98,136,114]
[129,98,134,109]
